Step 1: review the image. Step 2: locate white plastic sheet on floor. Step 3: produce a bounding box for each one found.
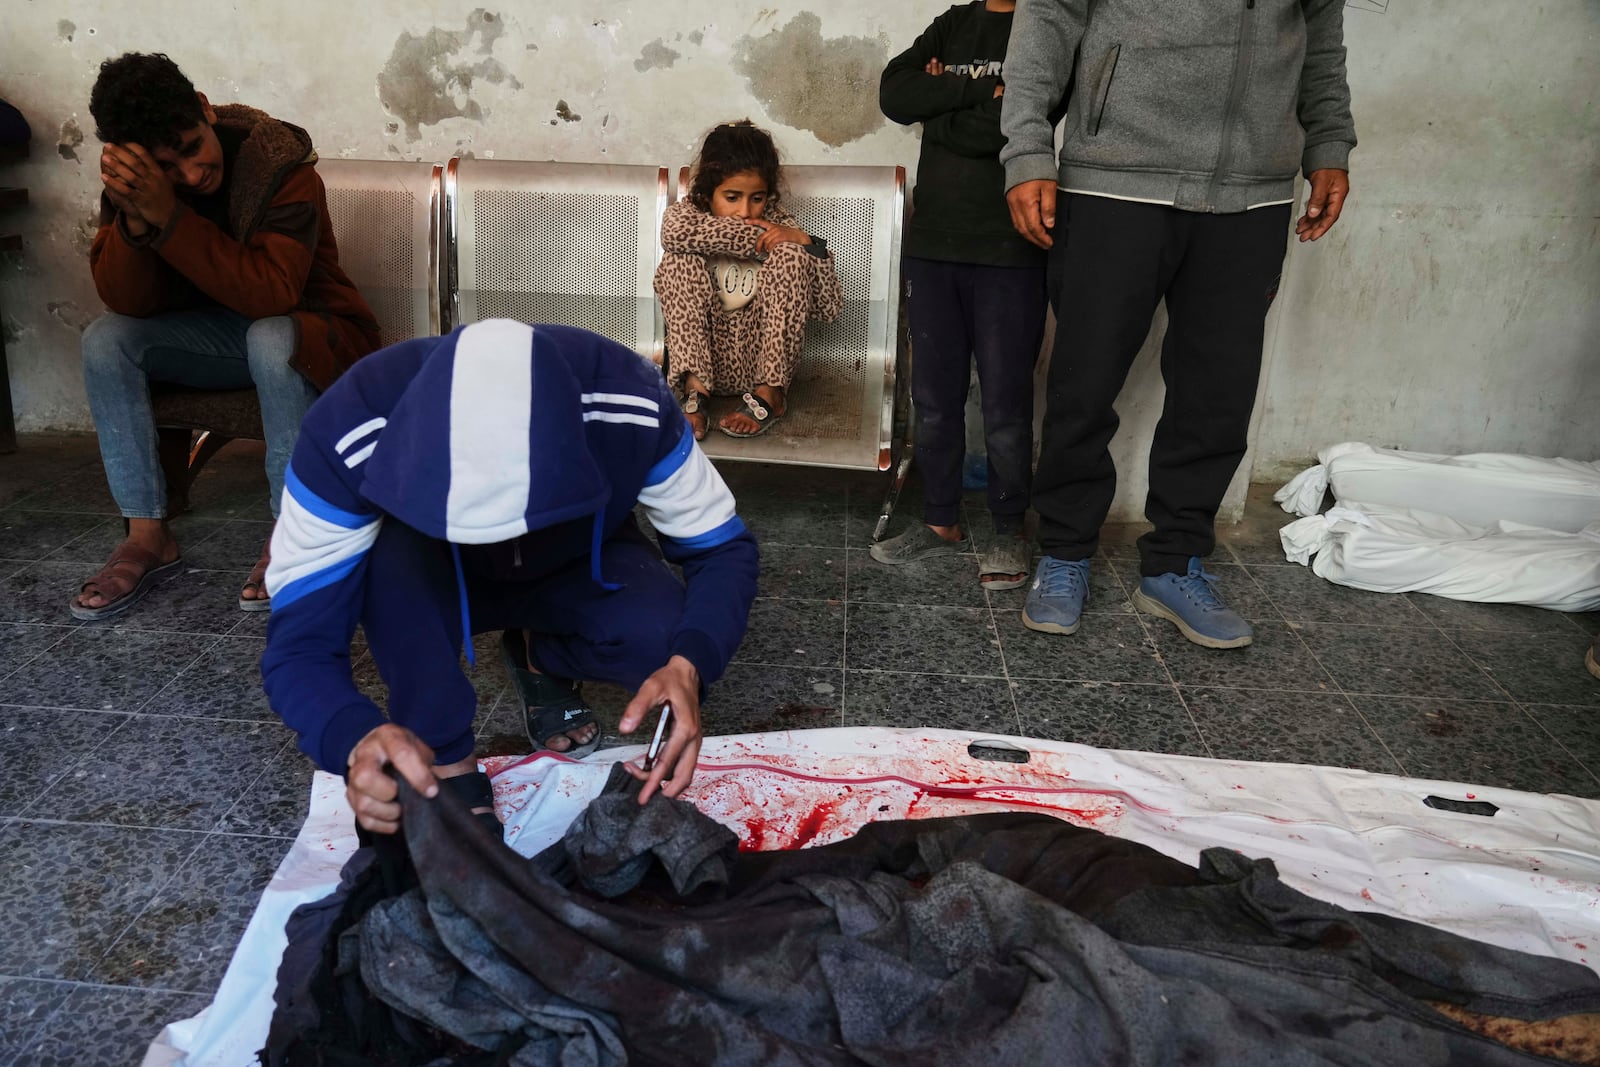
[1275,442,1600,611]
[144,729,1600,1066]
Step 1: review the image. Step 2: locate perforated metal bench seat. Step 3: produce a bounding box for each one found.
[674,165,909,474]
[446,159,668,363]
[152,158,444,509]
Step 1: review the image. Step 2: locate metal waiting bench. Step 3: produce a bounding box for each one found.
[149,155,911,536]
[446,158,668,362]
[674,165,909,486]
[151,157,444,510]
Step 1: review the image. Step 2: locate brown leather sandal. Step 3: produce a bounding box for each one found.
[239,539,272,612]
[70,543,184,621]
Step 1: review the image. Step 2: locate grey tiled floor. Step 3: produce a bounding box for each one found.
[2,432,1598,1063]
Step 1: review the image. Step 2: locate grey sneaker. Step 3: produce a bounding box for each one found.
[1133,557,1253,649]
[1021,556,1092,635]
[979,537,1031,590]
[870,524,967,565]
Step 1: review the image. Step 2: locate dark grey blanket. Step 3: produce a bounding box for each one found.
[269,777,1600,1066]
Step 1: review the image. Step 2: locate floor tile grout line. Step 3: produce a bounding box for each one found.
[1115,567,1218,760]
[87,824,232,989]
[1277,618,1410,777]
[8,711,142,823]
[208,734,300,838]
[136,633,240,716]
[1427,625,1547,703]
[838,481,851,729]
[0,973,226,1000]
[37,514,122,565]
[969,496,1026,736]
[0,623,82,689]
[132,633,231,715]
[0,704,285,728]
[2,814,300,839]
[104,738,298,955]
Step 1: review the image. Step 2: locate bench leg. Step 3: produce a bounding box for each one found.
[873,449,915,542]
[189,430,232,474]
[0,306,15,454]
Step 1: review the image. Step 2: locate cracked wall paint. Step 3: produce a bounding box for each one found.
[377,9,523,141]
[47,301,94,333]
[733,12,887,147]
[635,39,680,73]
[3,0,1593,489]
[70,210,100,257]
[57,119,84,162]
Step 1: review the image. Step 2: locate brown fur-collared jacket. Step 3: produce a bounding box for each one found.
[89,104,381,391]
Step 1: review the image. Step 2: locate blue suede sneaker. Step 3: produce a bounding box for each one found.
[1133,557,1253,649]
[1021,556,1092,635]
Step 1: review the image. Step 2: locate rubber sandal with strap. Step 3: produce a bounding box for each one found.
[499,629,601,759]
[239,538,273,612]
[979,537,1032,590]
[682,389,710,441]
[70,543,184,621]
[718,391,784,439]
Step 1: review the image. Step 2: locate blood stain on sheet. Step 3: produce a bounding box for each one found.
[1360,888,1374,901]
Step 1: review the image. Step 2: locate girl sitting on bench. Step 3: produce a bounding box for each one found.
[655,120,842,439]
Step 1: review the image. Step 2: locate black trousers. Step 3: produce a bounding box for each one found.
[1036,194,1290,576]
[905,257,1047,532]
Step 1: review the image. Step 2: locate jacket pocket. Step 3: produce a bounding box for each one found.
[1086,44,1121,137]
[1066,43,1232,175]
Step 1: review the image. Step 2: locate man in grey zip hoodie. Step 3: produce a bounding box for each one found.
[999,0,1355,650]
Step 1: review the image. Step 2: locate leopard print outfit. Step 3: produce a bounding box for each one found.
[653,199,843,399]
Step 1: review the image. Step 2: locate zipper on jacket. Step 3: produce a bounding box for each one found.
[1207,0,1258,211]
[1088,44,1122,137]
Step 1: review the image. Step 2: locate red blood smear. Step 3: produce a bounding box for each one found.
[1466,793,1476,799]
[791,803,837,848]
[1360,888,1374,901]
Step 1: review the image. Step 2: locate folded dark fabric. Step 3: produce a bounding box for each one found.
[263,776,1600,1066]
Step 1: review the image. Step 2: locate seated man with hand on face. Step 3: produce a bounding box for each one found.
[74,51,379,621]
[261,320,760,835]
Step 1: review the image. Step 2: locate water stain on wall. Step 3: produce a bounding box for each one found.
[635,38,681,73]
[377,8,524,141]
[733,12,887,147]
[70,210,100,257]
[57,19,76,42]
[555,100,581,123]
[57,118,84,162]
[47,300,94,333]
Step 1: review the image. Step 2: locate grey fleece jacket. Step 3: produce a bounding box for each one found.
[1000,0,1356,214]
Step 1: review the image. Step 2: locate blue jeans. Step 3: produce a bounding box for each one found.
[81,310,318,520]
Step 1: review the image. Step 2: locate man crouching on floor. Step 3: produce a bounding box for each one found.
[260,320,759,834]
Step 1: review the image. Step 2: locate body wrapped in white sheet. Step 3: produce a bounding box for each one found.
[1275,443,1600,611]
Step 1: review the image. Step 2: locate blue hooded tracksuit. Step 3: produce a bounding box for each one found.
[260,320,759,774]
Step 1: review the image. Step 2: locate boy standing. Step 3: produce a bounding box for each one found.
[874,1,1062,589]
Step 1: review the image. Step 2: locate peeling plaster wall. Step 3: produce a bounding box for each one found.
[1,1,1595,525]
[0,0,923,438]
[1253,0,1600,476]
